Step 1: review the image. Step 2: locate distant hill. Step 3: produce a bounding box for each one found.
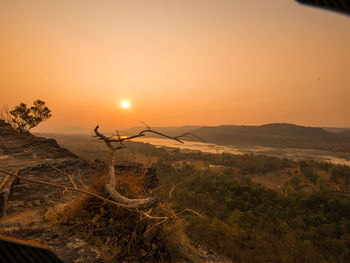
[339,130,350,139]
[118,123,350,152]
[322,127,350,133]
[189,123,350,152]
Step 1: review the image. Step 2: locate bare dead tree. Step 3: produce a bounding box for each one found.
[93,124,201,209]
[0,123,202,220]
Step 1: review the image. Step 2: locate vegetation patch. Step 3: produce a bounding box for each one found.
[156,159,350,263]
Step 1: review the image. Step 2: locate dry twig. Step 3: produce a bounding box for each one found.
[46,160,77,189]
[169,183,183,198]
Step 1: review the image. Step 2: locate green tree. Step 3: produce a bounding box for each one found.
[10,99,51,133]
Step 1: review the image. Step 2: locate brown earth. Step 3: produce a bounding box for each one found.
[0,127,232,262]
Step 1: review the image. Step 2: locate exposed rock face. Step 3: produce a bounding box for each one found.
[0,133,77,159]
[0,130,100,262]
[0,130,78,173]
[0,163,101,262]
[0,131,231,262]
[0,131,160,262]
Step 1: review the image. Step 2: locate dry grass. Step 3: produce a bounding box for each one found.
[45,167,198,262]
[114,167,148,198]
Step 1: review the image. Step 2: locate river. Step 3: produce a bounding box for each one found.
[135,137,350,166]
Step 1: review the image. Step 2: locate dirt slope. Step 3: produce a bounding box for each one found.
[0,128,232,262]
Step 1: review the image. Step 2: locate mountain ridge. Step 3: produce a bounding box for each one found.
[124,123,350,152]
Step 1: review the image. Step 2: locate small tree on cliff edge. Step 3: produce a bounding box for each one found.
[10,99,52,133]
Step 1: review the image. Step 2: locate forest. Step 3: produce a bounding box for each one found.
[51,135,350,262]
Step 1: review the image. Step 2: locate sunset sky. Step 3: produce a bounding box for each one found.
[1,0,350,132]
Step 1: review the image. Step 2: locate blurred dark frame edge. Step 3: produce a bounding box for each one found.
[296,0,350,16]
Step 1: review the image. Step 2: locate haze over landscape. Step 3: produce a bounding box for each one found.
[1,0,350,132]
[2,1,350,262]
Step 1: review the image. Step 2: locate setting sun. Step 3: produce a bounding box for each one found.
[121,100,130,109]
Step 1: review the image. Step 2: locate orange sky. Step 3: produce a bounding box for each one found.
[1,0,350,132]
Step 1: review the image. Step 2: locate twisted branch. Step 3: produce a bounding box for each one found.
[46,161,77,189]
[92,124,203,209]
[93,125,185,146]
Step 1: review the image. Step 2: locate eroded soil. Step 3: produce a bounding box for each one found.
[0,131,232,262]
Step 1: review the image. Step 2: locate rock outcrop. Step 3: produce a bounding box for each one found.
[0,129,230,262]
[0,130,101,262]
[0,120,13,133]
[0,130,161,262]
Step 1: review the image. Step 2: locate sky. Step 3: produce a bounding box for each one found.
[1,0,350,132]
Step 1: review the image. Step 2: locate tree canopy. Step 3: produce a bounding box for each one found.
[9,99,51,133]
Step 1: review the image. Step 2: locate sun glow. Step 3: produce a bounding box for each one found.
[121,100,130,109]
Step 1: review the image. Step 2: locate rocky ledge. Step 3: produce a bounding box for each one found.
[0,124,232,262]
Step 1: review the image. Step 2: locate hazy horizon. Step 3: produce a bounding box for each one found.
[32,122,350,135]
[2,0,350,131]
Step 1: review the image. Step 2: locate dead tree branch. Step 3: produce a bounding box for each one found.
[0,168,200,221]
[94,125,185,145]
[93,125,200,209]
[144,208,202,233]
[46,161,77,189]
[174,132,206,142]
[0,168,131,209]
[105,158,155,208]
[169,183,183,198]
[0,124,201,217]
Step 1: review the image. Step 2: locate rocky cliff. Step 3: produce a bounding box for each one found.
[0,124,105,262]
[0,124,231,262]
